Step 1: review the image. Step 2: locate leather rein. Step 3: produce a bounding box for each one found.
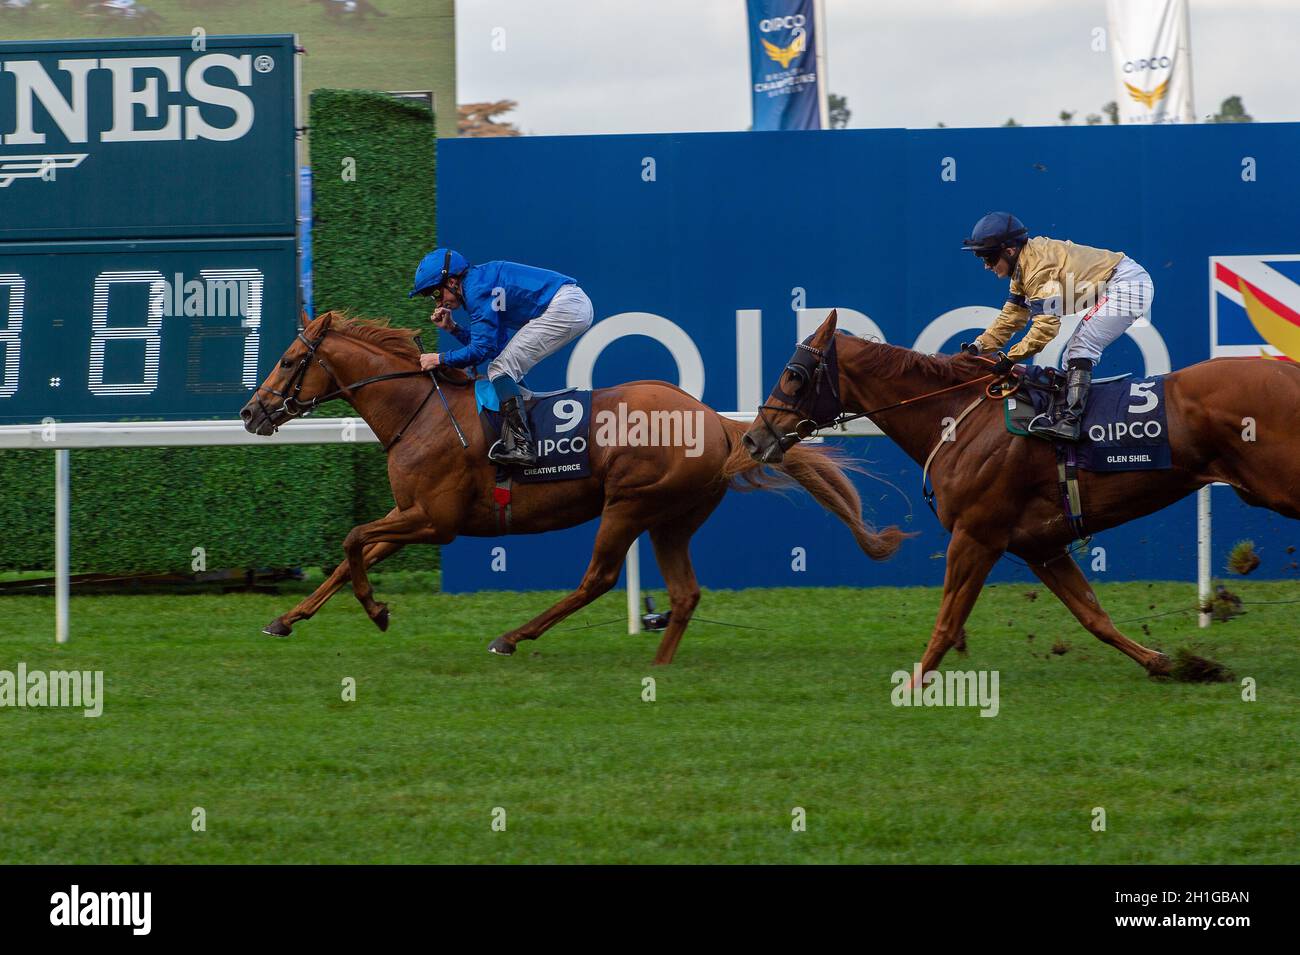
[756,340,1004,449]
[252,328,468,452]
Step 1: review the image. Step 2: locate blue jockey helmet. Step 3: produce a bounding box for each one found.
[961,212,1029,253]
[408,248,470,298]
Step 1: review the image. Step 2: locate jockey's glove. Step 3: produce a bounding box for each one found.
[990,352,1016,377]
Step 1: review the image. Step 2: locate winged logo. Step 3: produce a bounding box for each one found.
[761,35,805,70]
[1125,79,1169,111]
[0,153,89,188]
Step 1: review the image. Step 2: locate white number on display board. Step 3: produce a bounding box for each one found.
[88,271,165,396]
[201,269,264,388]
[0,274,24,398]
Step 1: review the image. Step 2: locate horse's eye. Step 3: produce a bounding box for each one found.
[280,359,294,369]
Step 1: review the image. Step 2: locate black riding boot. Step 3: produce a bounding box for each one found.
[489,396,538,466]
[1029,359,1092,441]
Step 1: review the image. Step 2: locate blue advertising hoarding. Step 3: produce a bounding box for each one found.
[437,123,1300,591]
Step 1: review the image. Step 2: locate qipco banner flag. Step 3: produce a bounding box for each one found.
[1106,0,1196,124]
[747,0,824,131]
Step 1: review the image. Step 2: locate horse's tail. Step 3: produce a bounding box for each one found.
[718,417,909,562]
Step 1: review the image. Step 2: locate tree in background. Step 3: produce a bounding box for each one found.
[1002,117,1020,127]
[1209,95,1253,124]
[1103,101,1119,125]
[1058,110,1075,126]
[458,101,522,137]
[828,93,851,129]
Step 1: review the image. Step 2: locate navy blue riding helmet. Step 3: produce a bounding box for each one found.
[961,212,1029,253]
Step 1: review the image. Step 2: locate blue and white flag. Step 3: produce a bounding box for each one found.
[747,0,825,131]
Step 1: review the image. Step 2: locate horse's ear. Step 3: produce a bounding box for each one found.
[300,309,310,329]
[318,311,334,332]
[812,309,839,346]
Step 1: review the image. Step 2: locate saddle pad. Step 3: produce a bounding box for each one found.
[479,390,593,483]
[1076,376,1170,471]
[1004,376,1171,472]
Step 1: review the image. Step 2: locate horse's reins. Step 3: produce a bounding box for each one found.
[757,343,1003,447]
[757,342,1017,528]
[253,328,469,451]
[829,371,1001,426]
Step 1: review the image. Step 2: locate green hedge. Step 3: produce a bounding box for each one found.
[0,90,438,575]
[0,446,355,574]
[310,89,439,570]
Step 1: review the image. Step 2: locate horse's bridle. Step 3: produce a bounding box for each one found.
[756,334,1004,450]
[756,337,847,450]
[251,327,468,450]
[251,328,332,423]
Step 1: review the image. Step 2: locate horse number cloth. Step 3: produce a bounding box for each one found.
[1005,374,1171,472]
[478,388,593,484]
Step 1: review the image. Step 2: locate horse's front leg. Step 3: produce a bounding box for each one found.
[264,537,404,637]
[913,527,1003,686]
[342,509,447,630]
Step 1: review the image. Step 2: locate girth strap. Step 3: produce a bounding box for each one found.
[493,466,512,535]
[922,395,985,515]
[1056,444,1087,540]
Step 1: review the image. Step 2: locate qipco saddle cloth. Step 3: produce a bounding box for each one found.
[475,382,593,483]
[1005,371,1171,472]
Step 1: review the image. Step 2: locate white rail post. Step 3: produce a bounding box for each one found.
[626,537,642,635]
[1197,485,1211,629]
[55,449,70,644]
[815,0,831,129]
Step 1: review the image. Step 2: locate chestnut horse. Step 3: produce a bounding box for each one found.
[744,309,1300,680]
[241,311,904,663]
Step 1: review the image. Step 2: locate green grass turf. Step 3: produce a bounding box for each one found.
[1,577,1297,863]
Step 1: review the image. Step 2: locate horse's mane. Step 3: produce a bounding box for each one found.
[844,336,991,384]
[310,311,474,385]
[316,311,421,359]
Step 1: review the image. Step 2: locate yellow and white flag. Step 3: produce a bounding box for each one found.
[1106,0,1195,124]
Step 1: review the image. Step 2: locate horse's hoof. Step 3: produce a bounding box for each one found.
[488,636,515,656]
[1146,652,1173,677]
[372,604,390,632]
[263,619,292,638]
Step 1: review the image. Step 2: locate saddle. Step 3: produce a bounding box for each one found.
[997,365,1167,541]
[1001,366,1132,438]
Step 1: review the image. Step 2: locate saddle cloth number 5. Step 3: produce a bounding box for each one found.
[1128,382,1159,415]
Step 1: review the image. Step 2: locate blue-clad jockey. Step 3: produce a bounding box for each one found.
[409,249,594,466]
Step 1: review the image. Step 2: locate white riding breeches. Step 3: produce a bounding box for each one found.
[487,284,593,383]
[1060,255,1154,366]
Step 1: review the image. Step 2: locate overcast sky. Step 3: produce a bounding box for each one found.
[456,0,1300,134]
